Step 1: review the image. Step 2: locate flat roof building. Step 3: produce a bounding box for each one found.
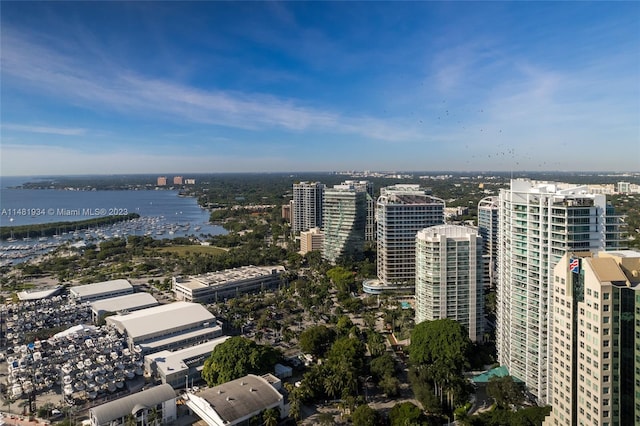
[415,225,485,342]
[545,250,640,426]
[90,292,159,324]
[106,301,222,353]
[184,374,286,426]
[497,179,623,403]
[299,228,323,255]
[373,184,445,293]
[292,181,324,234]
[322,184,367,264]
[69,279,133,302]
[172,265,286,304]
[144,336,231,389]
[89,383,177,426]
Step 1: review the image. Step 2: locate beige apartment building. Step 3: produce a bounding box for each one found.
[545,250,640,426]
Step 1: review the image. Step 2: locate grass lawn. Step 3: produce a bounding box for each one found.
[157,245,228,256]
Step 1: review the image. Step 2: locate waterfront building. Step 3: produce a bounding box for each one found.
[157,176,167,186]
[106,301,223,353]
[299,227,323,255]
[478,196,500,288]
[184,374,286,426]
[185,178,196,185]
[90,292,159,324]
[172,265,286,303]
[322,183,367,264]
[415,225,484,342]
[291,181,325,234]
[144,336,231,388]
[365,184,444,294]
[69,279,133,302]
[173,176,183,185]
[497,179,623,403]
[89,384,177,426]
[545,250,640,426]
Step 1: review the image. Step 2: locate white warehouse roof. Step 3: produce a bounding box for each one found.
[106,301,215,340]
[90,293,159,315]
[70,279,133,299]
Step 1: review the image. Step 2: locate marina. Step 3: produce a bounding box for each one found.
[1,296,146,406]
[0,214,226,266]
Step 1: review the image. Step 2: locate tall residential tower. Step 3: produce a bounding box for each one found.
[545,250,640,426]
[415,225,485,342]
[364,184,444,294]
[478,196,499,288]
[322,183,367,264]
[497,179,622,403]
[291,182,325,234]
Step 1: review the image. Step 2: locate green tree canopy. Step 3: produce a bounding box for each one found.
[351,404,380,426]
[299,325,336,358]
[409,319,471,371]
[388,401,425,426]
[486,375,525,409]
[201,337,281,386]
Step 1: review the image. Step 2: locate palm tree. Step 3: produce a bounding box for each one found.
[125,413,136,426]
[262,408,278,426]
[147,406,159,426]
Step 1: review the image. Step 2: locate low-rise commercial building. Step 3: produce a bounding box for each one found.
[172,266,286,303]
[184,374,286,426]
[90,293,159,324]
[89,383,177,426]
[69,279,133,302]
[144,336,231,388]
[106,301,223,353]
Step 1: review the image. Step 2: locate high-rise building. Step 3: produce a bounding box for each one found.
[322,184,367,264]
[545,250,640,426]
[291,182,325,234]
[173,176,183,185]
[415,225,485,342]
[478,196,499,288]
[497,179,623,403]
[367,184,444,293]
[340,180,375,241]
[157,176,167,186]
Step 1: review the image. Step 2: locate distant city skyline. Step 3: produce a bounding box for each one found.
[1,2,639,176]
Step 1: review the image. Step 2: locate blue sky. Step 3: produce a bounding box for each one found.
[1,2,639,176]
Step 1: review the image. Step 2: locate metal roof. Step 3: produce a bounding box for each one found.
[106,301,214,340]
[90,293,159,315]
[70,279,132,298]
[145,336,231,377]
[90,384,176,425]
[196,375,283,423]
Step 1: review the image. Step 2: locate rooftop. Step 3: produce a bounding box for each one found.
[90,293,159,314]
[146,336,231,377]
[175,265,285,290]
[90,384,176,425]
[70,279,132,298]
[195,374,283,423]
[106,301,215,339]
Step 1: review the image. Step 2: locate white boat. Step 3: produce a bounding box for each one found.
[63,383,74,395]
[11,383,23,398]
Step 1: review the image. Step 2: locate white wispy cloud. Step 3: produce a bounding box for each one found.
[1,123,87,136]
[1,28,421,142]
